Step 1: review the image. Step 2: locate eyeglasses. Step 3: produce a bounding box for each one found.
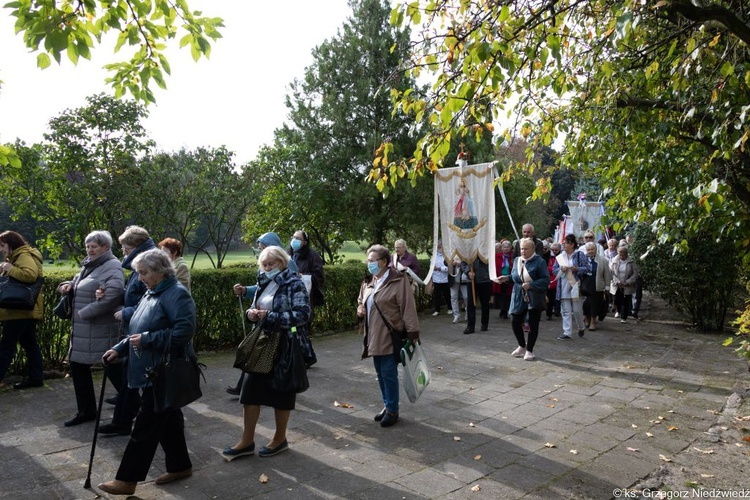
[584,236,594,240]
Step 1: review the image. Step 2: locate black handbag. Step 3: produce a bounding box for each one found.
[580,274,596,297]
[0,274,44,310]
[270,328,309,394]
[53,290,73,319]
[148,334,205,413]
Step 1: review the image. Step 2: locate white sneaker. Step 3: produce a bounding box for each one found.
[452,317,460,324]
[432,311,439,316]
[620,319,627,324]
[511,346,526,357]
[614,312,620,318]
[447,310,453,315]
[523,351,535,361]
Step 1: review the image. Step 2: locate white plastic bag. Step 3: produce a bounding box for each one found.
[300,274,312,296]
[570,282,580,299]
[400,340,431,403]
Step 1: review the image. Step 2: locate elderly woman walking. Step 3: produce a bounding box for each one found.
[506,238,550,360]
[222,246,310,459]
[553,234,591,341]
[58,230,124,427]
[357,244,420,428]
[98,249,197,495]
[610,244,639,323]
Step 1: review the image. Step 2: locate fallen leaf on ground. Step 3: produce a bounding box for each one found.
[692,447,714,454]
[470,485,481,492]
[570,449,579,455]
[742,436,750,443]
[646,432,654,438]
[469,422,475,427]
[333,401,353,408]
[547,404,556,408]
[626,447,640,452]
[701,474,715,478]
[643,406,651,410]
[659,454,673,462]
[667,426,679,431]
[631,424,638,429]
[668,410,675,414]
[677,390,684,393]
[735,415,750,421]
[453,436,462,442]
[259,473,269,483]
[474,454,481,460]
[549,397,558,402]
[658,416,667,421]
[544,442,556,448]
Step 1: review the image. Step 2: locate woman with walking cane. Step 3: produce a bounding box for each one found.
[98,249,197,496]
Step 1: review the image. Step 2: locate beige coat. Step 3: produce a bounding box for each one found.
[358,267,419,358]
[591,253,612,292]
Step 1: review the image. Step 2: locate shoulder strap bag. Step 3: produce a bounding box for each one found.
[148,331,205,413]
[373,299,407,363]
[0,273,44,310]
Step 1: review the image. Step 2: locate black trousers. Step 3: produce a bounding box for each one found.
[112,361,141,425]
[432,282,451,312]
[0,319,43,382]
[546,288,559,317]
[466,281,491,329]
[116,386,191,482]
[70,361,122,416]
[512,309,542,352]
[614,289,633,320]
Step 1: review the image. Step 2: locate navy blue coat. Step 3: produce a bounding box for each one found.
[509,254,550,314]
[113,276,196,389]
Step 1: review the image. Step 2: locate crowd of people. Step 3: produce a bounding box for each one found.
[427,224,641,359]
[0,223,640,495]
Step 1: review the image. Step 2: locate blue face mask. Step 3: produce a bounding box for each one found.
[265,268,281,280]
[291,238,302,251]
[367,261,381,276]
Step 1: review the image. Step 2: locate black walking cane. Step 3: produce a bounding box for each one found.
[84,364,109,489]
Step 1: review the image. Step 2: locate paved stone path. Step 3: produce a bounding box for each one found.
[1,294,747,499]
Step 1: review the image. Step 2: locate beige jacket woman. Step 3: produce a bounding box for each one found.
[358,266,420,358]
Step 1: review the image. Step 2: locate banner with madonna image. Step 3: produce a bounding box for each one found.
[423,161,499,285]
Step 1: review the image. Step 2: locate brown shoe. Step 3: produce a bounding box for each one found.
[155,468,192,485]
[98,479,136,495]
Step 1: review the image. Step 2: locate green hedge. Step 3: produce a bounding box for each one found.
[8,259,433,376]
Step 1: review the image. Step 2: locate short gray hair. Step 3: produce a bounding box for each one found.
[119,225,150,247]
[584,242,597,251]
[367,244,390,263]
[258,246,290,270]
[85,230,113,249]
[132,249,175,278]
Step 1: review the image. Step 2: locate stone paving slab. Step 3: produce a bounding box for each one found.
[0,294,747,499]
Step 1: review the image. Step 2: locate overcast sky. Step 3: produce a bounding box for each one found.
[0,1,352,166]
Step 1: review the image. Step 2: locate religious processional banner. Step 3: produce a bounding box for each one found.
[424,162,498,284]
